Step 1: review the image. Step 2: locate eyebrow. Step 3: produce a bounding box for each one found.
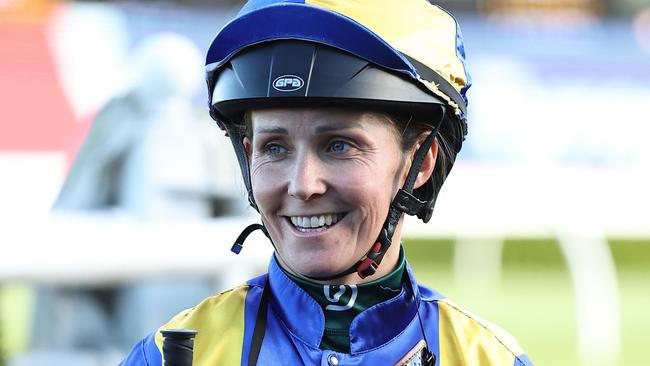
[254,126,288,135]
[314,121,365,133]
[253,120,366,135]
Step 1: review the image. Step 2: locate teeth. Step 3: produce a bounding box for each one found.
[289,213,344,229]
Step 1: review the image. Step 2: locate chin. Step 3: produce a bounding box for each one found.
[285,255,350,279]
[299,266,344,279]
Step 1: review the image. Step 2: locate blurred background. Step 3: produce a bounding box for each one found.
[1,0,649,365]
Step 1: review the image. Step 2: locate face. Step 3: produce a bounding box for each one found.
[245,108,410,281]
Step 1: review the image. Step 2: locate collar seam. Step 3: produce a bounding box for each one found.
[350,312,421,355]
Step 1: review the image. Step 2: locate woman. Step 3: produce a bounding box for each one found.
[121,0,534,365]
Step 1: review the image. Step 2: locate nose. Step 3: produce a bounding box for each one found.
[287,150,327,201]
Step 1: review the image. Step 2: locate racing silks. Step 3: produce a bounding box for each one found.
[120,257,533,365]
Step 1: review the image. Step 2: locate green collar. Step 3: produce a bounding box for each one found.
[280,248,406,353]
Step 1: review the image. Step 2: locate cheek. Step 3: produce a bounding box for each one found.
[346,149,404,194]
[250,160,285,213]
[335,160,400,217]
[363,152,404,212]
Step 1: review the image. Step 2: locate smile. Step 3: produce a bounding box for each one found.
[287,213,347,232]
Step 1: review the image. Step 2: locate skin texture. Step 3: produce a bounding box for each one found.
[244,108,437,284]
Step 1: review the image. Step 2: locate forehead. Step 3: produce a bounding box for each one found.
[250,107,393,131]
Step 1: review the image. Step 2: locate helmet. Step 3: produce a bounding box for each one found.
[206,0,471,279]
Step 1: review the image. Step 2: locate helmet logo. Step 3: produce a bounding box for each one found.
[272,75,304,92]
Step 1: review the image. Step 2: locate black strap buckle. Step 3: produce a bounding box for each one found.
[392,189,427,216]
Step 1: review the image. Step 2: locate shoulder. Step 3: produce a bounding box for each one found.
[159,282,252,330]
[120,279,266,366]
[156,282,262,364]
[434,297,534,366]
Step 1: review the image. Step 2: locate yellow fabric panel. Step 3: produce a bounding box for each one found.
[438,299,525,365]
[154,284,249,366]
[306,0,468,114]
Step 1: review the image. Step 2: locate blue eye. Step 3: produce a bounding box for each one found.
[328,141,349,153]
[267,144,287,155]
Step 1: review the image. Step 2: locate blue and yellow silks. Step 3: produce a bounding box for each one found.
[120,257,532,365]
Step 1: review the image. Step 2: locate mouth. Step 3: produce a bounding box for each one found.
[286,212,348,233]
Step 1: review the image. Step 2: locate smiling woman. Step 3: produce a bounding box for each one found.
[247,108,424,280]
[120,1,533,365]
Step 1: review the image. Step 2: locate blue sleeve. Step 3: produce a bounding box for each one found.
[514,353,534,366]
[119,332,162,366]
